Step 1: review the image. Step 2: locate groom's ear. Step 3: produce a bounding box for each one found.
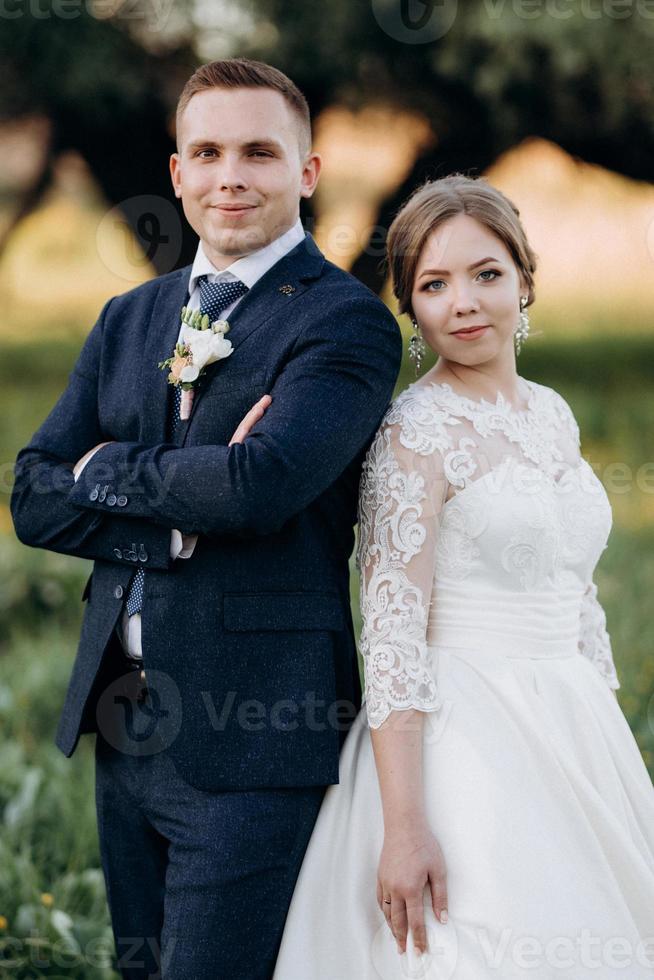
[300,153,322,200]
[170,153,182,199]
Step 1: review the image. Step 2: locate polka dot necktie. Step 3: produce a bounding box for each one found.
[125,275,249,618]
[168,276,250,438]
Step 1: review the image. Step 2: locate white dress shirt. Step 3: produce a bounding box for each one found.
[74,218,305,660]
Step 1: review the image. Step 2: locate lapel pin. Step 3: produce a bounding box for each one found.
[279,284,296,295]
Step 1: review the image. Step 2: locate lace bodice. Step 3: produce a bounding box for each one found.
[356,378,619,730]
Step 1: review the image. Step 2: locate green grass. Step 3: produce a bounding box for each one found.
[0,629,118,979]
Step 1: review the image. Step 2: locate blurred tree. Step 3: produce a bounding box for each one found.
[0,0,652,286]
[246,0,654,289]
[0,3,199,270]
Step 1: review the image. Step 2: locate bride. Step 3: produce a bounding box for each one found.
[271,174,654,979]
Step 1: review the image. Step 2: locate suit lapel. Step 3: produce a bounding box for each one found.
[207,233,325,360]
[179,233,325,435]
[139,233,325,446]
[220,232,325,352]
[140,267,191,444]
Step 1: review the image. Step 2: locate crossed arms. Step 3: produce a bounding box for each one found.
[11,292,402,565]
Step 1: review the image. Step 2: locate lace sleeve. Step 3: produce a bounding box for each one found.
[551,392,620,692]
[549,387,582,456]
[356,393,450,729]
[578,580,620,691]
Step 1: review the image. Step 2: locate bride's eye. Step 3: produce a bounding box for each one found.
[478,269,501,281]
[424,280,446,291]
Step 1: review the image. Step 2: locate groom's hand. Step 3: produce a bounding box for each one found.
[71,392,272,469]
[69,395,272,558]
[160,396,272,557]
[228,394,272,446]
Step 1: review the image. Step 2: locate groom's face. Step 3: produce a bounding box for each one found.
[170,87,321,269]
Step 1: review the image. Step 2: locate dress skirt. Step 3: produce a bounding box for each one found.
[273,639,654,980]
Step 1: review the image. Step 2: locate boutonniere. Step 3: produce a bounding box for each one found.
[158,306,233,419]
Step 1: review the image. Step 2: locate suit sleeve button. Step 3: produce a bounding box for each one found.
[117,495,128,507]
[114,585,124,599]
[98,484,109,503]
[113,548,123,559]
[106,493,117,506]
[89,483,100,501]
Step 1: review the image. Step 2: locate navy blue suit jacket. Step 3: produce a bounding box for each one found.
[11,233,402,790]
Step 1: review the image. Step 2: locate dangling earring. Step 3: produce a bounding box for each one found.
[408,315,427,376]
[514,296,530,356]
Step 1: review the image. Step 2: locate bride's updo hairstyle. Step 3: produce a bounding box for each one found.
[386,174,538,318]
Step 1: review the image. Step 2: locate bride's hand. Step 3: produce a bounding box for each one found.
[377,823,448,956]
[228,394,272,445]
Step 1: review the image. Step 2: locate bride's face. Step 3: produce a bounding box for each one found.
[410,213,527,366]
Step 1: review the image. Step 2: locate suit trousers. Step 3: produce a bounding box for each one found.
[93,655,326,980]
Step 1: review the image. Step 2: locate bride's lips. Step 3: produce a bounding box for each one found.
[451,325,490,341]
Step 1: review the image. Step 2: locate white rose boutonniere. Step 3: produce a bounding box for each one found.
[158,306,233,419]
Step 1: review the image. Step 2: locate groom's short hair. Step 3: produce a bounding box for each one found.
[176,58,312,156]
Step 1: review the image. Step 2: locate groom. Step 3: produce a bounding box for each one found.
[11,58,401,978]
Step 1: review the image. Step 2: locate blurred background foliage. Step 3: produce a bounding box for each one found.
[0,0,653,975]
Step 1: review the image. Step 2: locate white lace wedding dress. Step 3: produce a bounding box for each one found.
[273,378,654,980]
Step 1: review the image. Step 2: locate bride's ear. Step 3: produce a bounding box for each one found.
[518,271,530,303]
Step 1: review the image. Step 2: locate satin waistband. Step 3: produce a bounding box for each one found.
[426,585,582,660]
